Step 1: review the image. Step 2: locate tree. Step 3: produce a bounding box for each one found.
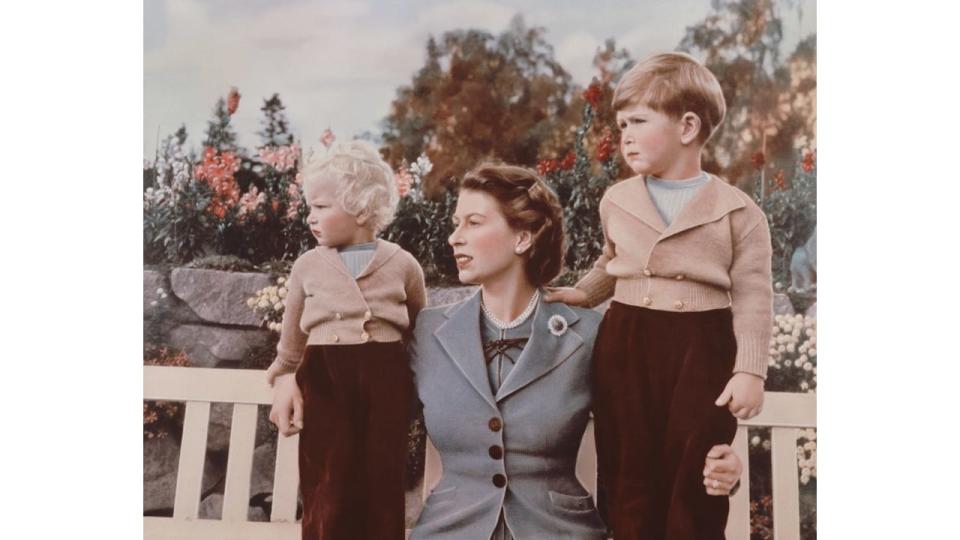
[258,93,294,148]
[381,15,583,194]
[203,97,239,154]
[678,0,816,190]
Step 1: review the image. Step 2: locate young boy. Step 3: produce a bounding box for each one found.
[266,140,427,540]
[546,52,773,539]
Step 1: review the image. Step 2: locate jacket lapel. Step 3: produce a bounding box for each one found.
[607,175,667,233]
[356,239,400,280]
[659,175,746,240]
[495,300,583,403]
[433,291,498,410]
[314,246,353,279]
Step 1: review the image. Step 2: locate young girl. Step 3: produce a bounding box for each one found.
[266,140,426,540]
[546,52,773,539]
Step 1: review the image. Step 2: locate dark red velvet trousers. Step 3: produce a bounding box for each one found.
[295,343,412,540]
[592,302,738,540]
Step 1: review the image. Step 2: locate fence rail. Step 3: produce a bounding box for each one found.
[144,366,815,540]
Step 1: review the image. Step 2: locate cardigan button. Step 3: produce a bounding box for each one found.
[642,268,652,277]
[492,474,507,488]
[360,332,370,342]
[675,274,685,281]
[334,312,342,320]
[642,297,652,306]
[674,301,684,310]
[330,334,339,343]
[488,417,502,432]
[489,445,503,460]
[363,310,372,321]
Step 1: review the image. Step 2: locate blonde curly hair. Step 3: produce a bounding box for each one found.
[300,140,399,233]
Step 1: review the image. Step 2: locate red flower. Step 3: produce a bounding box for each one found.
[227,87,241,115]
[752,151,766,170]
[596,127,616,162]
[560,151,576,170]
[802,150,816,172]
[194,146,241,219]
[773,169,787,191]
[582,80,603,109]
[536,159,559,176]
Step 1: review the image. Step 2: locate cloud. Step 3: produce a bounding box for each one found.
[555,30,602,85]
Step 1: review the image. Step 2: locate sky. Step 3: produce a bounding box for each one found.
[143,0,816,159]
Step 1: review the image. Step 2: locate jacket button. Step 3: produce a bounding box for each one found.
[488,417,502,432]
[330,334,339,343]
[674,301,684,310]
[492,474,507,488]
[363,310,372,321]
[642,297,652,306]
[675,274,685,281]
[489,445,503,460]
[334,312,342,320]
[360,332,369,342]
[643,268,652,277]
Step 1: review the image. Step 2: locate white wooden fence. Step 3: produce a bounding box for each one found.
[144,366,815,539]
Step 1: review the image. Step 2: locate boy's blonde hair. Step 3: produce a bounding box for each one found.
[300,140,399,233]
[613,51,726,145]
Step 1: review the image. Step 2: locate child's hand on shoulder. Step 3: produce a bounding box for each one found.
[543,287,588,306]
[715,372,764,420]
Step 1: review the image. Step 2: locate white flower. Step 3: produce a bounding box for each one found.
[548,314,569,336]
[803,362,813,371]
[277,277,286,285]
[751,435,761,446]
[278,288,287,298]
[808,347,816,356]
[258,299,269,309]
[156,287,164,295]
[274,302,284,311]
[150,300,158,307]
[247,298,256,308]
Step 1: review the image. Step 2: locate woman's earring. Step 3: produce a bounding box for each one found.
[515,247,524,254]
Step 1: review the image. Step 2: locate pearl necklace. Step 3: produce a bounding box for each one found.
[481,290,540,330]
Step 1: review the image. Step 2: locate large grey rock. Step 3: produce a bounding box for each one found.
[170,268,273,326]
[206,403,275,452]
[773,293,795,315]
[427,286,476,307]
[199,493,223,519]
[144,437,227,513]
[167,325,272,368]
[250,440,278,497]
[144,270,168,317]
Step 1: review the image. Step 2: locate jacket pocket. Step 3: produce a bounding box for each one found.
[548,490,595,513]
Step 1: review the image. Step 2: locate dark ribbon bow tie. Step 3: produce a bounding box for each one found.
[482,337,529,362]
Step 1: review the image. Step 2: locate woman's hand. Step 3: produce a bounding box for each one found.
[703,444,742,496]
[543,287,588,306]
[268,373,304,437]
[715,372,765,419]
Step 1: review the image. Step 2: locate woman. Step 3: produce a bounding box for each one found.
[407,163,742,539]
[270,163,742,539]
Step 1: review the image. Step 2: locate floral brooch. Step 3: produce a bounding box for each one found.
[548,314,569,336]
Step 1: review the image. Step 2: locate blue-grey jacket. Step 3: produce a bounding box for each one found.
[408,291,608,540]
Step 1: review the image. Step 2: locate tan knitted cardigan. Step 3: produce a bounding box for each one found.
[268,239,426,378]
[576,174,773,378]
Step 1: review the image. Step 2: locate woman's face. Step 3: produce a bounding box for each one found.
[448,189,527,286]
